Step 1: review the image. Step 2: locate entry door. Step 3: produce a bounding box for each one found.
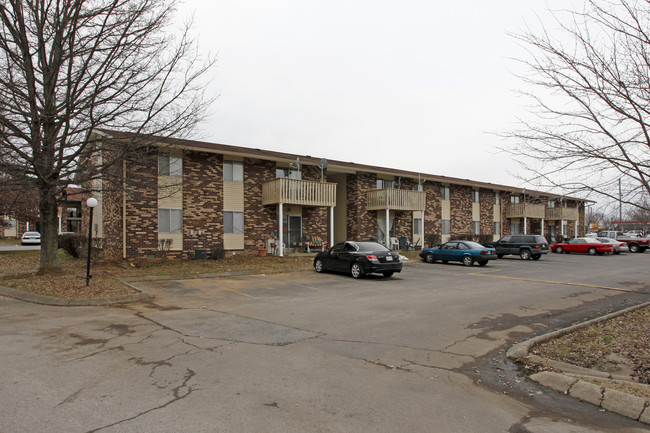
[377,216,395,245]
[283,215,302,250]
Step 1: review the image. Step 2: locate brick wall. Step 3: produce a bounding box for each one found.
[183,151,223,251]
[450,185,472,236]
[346,172,376,241]
[244,158,277,252]
[479,189,494,235]
[124,151,158,258]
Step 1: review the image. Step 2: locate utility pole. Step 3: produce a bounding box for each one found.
[619,178,623,231]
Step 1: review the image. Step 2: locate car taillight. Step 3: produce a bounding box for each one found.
[535,244,540,248]
[480,250,492,255]
[366,255,378,261]
[619,243,624,247]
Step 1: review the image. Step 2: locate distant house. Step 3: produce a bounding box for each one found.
[86,130,587,260]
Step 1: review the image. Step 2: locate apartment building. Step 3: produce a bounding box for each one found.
[90,131,586,260]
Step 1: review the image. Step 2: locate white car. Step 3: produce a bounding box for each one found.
[21,231,41,245]
[596,237,628,254]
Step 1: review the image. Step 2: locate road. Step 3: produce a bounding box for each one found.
[1,252,649,432]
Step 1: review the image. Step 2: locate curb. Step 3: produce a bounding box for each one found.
[506,301,650,425]
[0,284,153,306]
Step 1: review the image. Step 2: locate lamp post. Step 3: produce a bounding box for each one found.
[85,197,98,286]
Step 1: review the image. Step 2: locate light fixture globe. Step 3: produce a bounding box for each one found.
[87,197,98,208]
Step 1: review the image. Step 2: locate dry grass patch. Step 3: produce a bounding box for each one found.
[0,250,314,299]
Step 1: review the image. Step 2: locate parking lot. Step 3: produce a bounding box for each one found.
[1,252,649,433]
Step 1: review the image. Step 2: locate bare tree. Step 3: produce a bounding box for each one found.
[506,0,650,213]
[0,0,215,274]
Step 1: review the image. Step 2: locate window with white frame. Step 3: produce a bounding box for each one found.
[414,217,422,235]
[547,199,555,208]
[224,160,244,182]
[376,179,394,189]
[224,211,244,234]
[158,152,182,177]
[510,195,520,204]
[494,192,500,205]
[472,190,480,203]
[441,186,450,201]
[158,208,182,233]
[472,221,480,235]
[442,219,451,235]
[494,222,501,235]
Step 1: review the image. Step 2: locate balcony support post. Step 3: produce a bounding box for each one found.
[421,210,425,250]
[541,218,545,237]
[278,203,284,257]
[385,208,390,248]
[524,216,528,234]
[329,206,334,248]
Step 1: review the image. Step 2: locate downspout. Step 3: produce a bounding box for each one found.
[279,203,284,257]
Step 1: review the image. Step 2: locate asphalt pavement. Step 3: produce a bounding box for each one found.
[1,252,649,433]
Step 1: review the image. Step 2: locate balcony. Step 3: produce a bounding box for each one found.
[366,189,426,211]
[262,178,336,207]
[505,203,546,219]
[545,207,579,221]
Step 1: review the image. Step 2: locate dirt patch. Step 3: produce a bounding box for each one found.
[532,305,650,384]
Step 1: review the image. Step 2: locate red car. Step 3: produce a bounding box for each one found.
[551,237,614,255]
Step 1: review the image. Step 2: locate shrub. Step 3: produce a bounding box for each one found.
[210,244,226,260]
[424,233,441,248]
[58,233,85,258]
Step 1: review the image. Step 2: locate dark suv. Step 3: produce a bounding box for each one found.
[484,235,549,260]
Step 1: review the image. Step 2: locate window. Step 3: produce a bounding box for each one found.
[224,160,243,182]
[158,152,182,177]
[494,192,500,205]
[442,219,451,235]
[494,222,501,236]
[276,167,301,180]
[224,211,244,234]
[4,219,16,230]
[547,199,555,208]
[414,218,422,235]
[510,195,520,204]
[472,190,480,203]
[158,208,182,233]
[377,179,394,189]
[472,221,480,235]
[441,186,450,200]
[511,222,521,234]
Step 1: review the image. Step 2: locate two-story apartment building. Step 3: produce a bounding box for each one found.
[89,131,586,260]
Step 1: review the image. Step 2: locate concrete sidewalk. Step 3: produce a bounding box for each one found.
[507,302,650,425]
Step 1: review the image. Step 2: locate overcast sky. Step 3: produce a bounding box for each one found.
[181,0,576,188]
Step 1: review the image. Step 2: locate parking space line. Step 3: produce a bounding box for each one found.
[224,288,253,298]
[467,273,639,293]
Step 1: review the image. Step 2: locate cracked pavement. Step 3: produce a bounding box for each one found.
[1,253,649,432]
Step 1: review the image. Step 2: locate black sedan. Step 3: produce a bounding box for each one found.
[313,241,402,278]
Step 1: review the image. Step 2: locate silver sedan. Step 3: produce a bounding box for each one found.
[596,237,628,254]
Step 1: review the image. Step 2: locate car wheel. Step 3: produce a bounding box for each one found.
[350,262,365,279]
[555,246,564,254]
[382,271,394,277]
[314,259,324,273]
[614,251,621,255]
[462,255,474,266]
[629,243,639,253]
[532,254,541,260]
[478,261,488,266]
[520,249,532,260]
[425,252,435,263]
[588,247,597,256]
[496,254,504,259]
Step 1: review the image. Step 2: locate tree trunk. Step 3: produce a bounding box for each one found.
[38,191,61,275]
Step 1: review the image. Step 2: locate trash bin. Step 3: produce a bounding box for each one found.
[194,249,207,260]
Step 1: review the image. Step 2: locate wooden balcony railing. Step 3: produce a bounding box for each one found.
[545,207,579,221]
[505,203,546,219]
[366,189,426,211]
[262,178,336,207]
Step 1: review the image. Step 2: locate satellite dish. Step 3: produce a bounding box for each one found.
[318,158,328,169]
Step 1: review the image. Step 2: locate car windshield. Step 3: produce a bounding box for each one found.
[355,242,389,252]
[463,241,484,249]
